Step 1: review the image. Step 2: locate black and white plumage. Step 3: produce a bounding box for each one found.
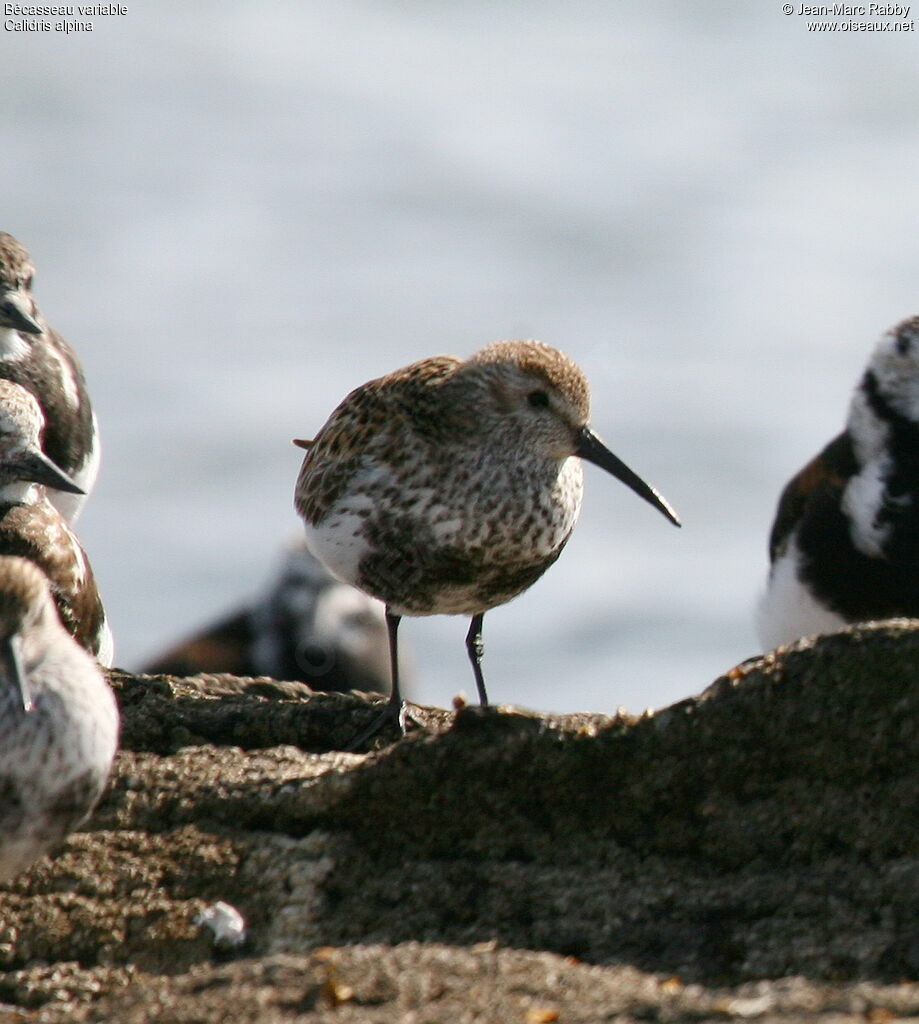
[0,555,118,882]
[0,380,112,666]
[0,232,99,523]
[758,315,919,650]
[142,538,394,694]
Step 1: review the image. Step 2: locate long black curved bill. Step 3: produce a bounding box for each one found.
[0,634,31,716]
[576,427,681,527]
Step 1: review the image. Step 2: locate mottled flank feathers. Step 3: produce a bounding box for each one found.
[296,355,460,530]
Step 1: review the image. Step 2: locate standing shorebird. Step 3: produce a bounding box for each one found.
[758,315,919,650]
[0,232,99,523]
[294,339,680,745]
[0,555,118,882]
[0,380,111,665]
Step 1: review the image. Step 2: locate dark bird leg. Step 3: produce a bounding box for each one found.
[346,608,407,750]
[465,612,488,706]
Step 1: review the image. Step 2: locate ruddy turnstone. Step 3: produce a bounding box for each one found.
[758,315,919,650]
[142,537,394,694]
[0,380,111,665]
[0,232,100,523]
[0,555,117,882]
[294,339,680,745]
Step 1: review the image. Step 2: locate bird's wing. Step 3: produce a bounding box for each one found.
[768,431,857,563]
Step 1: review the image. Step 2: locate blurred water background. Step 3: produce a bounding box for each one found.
[4,1,919,713]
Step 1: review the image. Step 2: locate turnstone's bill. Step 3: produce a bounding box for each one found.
[294,339,680,746]
[758,315,919,650]
[142,537,395,694]
[0,232,100,523]
[0,380,112,665]
[0,555,118,882]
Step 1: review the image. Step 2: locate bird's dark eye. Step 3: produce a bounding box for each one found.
[527,390,550,410]
[23,275,32,291]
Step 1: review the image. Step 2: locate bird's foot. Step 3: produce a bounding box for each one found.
[345,698,418,752]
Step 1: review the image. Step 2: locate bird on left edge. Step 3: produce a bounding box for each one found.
[0,232,100,524]
[0,555,118,882]
[0,379,112,665]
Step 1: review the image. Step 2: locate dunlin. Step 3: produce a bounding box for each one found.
[0,380,112,665]
[0,555,118,882]
[142,537,394,694]
[0,232,100,523]
[294,339,679,745]
[758,315,919,650]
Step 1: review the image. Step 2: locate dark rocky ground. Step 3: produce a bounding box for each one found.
[0,621,917,1022]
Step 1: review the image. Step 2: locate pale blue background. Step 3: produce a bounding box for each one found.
[4,1,919,712]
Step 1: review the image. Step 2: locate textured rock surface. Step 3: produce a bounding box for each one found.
[0,621,917,1022]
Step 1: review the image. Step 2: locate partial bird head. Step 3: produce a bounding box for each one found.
[457,340,680,526]
[0,233,41,336]
[0,556,51,636]
[0,381,84,495]
[0,556,57,714]
[862,315,919,422]
[462,340,591,457]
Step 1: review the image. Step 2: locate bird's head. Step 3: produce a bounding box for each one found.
[0,382,84,496]
[0,233,41,336]
[458,340,680,526]
[863,316,919,422]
